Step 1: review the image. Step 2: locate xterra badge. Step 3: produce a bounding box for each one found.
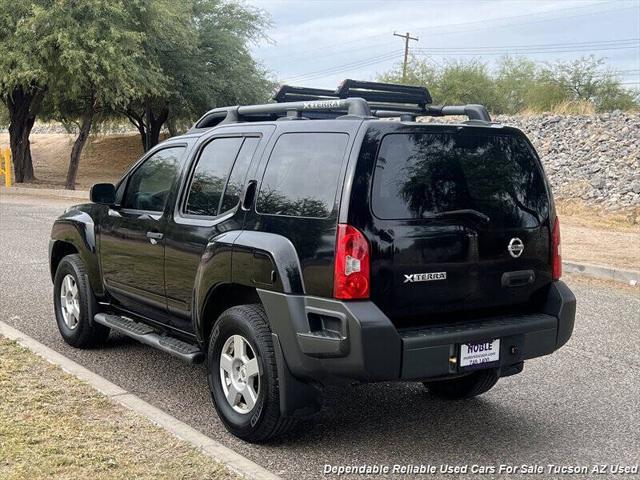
[404,272,447,283]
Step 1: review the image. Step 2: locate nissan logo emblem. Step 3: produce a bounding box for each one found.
[508,238,524,258]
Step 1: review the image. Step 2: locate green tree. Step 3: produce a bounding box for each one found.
[0,1,51,182]
[378,54,638,114]
[43,0,165,189]
[494,57,537,114]
[123,0,272,151]
[538,56,637,111]
[377,55,440,92]
[378,57,500,111]
[437,59,500,111]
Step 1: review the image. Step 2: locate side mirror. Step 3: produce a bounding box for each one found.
[90,183,116,205]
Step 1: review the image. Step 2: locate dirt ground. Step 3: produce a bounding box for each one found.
[1,133,638,271]
[557,203,640,271]
[0,133,143,189]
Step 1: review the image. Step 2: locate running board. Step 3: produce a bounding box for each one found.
[94,313,204,364]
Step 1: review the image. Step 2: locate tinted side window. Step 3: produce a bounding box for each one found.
[256,133,349,218]
[185,137,243,216]
[220,137,260,213]
[122,146,184,212]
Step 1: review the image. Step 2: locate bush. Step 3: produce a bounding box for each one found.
[378,55,639,114]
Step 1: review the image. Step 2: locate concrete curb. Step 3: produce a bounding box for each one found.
[563,260,638,285]
[1,185,89,200]
[0,321,281,480]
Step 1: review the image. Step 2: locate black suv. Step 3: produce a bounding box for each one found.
[49,80,575,442]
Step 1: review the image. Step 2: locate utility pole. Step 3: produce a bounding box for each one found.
[393,32,419,81]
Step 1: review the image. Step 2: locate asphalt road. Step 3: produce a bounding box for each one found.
[1,194,639,479]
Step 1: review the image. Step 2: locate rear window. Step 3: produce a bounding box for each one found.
[371,132,548,228]
[257,132,349,218]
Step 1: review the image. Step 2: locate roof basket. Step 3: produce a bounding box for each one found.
[273,79,432,111]
[272,79,489,121]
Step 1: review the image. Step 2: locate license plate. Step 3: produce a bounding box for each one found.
[459,339,500,368]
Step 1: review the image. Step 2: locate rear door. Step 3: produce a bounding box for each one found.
[163,126,272,331]
[355,125,551,326]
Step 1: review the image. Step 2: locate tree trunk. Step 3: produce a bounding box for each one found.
[5,85,44,183]
[148,106,169,149]
[65,111,93,190]
[124,103,169,152]
[123,109,147,151]
[136,123,147,151]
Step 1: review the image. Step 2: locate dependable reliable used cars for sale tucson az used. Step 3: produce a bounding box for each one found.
[49,80,576,442]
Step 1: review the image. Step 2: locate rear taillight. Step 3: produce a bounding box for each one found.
[333,224,370,299]
[552,216,562,280]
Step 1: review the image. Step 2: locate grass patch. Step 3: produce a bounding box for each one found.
[0,337,236,480]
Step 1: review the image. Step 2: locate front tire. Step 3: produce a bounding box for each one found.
[424,369,499,399]
[207,304,295,442]
[53,254,110,348]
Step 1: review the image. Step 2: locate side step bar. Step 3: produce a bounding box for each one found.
[94,313,204,364]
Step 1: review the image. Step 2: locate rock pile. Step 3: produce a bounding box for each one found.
[496,111,639,211]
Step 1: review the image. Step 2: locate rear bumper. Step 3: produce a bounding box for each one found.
[258,280,576,383]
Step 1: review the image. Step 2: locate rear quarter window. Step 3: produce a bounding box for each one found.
[371,131,549,228]
[256,132,349,218]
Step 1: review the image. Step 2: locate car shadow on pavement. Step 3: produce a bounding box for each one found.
[274,381,553,455]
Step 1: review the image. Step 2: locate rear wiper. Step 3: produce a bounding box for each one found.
[426,209,491,224]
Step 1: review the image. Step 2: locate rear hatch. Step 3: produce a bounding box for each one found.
[353,124,553,327]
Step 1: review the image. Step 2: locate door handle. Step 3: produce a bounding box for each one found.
[501,270,535,288]
[146,231,164,245]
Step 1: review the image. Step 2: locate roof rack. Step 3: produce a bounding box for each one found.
[193,97,371,129]
[192,79,490,129]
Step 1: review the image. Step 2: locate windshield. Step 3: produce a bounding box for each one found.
[371,131,549,228]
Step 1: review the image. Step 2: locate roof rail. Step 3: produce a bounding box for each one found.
[427,104,491,122]
[193,97,372,129]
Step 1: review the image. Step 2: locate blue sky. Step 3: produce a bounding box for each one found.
[245,0,640,90]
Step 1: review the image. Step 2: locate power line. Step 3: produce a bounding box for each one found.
[412,41,639,56]
[413,38,638,52]
[284,56,638,87]
[286,39,638,84]
[285,51,401,82]
[257,3,637,64]
[286,52,401,81]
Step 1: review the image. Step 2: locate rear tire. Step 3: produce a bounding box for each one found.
[207,304,295,443]
[53,254,110,348]
[424,369,499,399]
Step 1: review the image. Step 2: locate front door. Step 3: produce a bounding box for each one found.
[100,145,186,320]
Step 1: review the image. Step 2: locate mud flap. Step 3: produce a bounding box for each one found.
[272,333,321,418]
